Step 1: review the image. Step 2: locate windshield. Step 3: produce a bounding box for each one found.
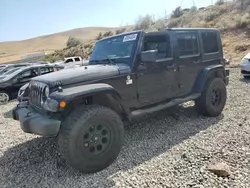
[3,67,20,75]
[89,32,140,65]
[2,68,23,81]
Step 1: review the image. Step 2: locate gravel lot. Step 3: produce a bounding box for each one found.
[0,68,250,188]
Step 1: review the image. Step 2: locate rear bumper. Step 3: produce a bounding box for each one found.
[12,102,61,137]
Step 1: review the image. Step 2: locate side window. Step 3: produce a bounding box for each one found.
[177,33,199,56]
[201,32,219,54]
[19,69,38,80]
[142,34,172,59]
[65,59,73,63]
[40,67,54,75]
[74,57,80,61]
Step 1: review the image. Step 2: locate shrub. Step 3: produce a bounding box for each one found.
[202,10,220,22]
[103,31,113,37]
[232,13,250,28]
[190,6,198,13]
[134,14,154,30]
[235,0,250,10]
[96,32,102,40]
[43,54,61,63]
[240,13,250,27]
[215,0,224,5]
[167,19,179,28]
[115,28,126,34]
[66,37,81,48]
[171,6,183,18]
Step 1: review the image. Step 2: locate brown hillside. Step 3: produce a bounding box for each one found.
[0,27,123,63]
[44,0,250,65]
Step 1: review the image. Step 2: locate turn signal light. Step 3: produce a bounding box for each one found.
[59,101,67,108]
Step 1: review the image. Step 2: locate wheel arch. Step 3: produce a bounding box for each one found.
[51,83,130,122]
[193,64,227,94]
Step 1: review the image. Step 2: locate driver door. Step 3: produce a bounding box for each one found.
[12,68,39,96]
[136,33,178,105]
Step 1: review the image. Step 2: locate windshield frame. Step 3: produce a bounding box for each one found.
[89,31,142,66]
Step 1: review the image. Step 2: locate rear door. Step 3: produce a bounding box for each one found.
[175,31,203,96]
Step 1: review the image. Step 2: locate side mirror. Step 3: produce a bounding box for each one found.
[140,50,157,64]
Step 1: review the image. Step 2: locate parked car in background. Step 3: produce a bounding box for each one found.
[240,52,250,78]
[0,64,64,104]
[0,64,8,70]
[0,67,20,80]
[54,56,89,68]
[0,63,30,75]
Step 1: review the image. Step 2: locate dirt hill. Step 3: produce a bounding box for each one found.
[0,27,122,63]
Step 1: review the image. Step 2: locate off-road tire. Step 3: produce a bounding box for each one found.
[58,105,124,173]
[195,77,227,117]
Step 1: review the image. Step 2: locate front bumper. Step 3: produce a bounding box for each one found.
[12,102,61,137]
[241,63,250,75]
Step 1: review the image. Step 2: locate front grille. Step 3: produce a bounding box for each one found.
[29,81,47,108]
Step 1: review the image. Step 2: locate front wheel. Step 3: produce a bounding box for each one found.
[58,105,124,173]
[195,78,227,117]
[0,91,10,104]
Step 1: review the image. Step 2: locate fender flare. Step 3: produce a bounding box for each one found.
[50,83,122,102]
[49,83,129,116]
[193,64,227,93]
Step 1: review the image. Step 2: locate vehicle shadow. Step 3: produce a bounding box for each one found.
[239,77,250,83]
[0,103,224,187]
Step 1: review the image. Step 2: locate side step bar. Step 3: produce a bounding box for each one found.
[129,93,201,119]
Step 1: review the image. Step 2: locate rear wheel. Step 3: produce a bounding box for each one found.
[58,105,124,173]
[195,78,227,117]
[0,91,10,104]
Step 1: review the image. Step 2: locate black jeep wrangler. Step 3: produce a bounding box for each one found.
[12,28,229,173]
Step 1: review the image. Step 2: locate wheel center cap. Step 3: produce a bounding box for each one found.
[93,136,99,141]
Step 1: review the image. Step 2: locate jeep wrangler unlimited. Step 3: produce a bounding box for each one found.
[12,28,229,173]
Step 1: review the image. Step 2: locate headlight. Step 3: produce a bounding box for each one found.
[44,86,49,97]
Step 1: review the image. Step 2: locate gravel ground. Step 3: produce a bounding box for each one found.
[0,68,250,188]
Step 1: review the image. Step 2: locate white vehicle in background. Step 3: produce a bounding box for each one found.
[54,56,89,68]
[240,52,250,78]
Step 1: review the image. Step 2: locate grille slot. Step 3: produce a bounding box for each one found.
[29,81,47,108]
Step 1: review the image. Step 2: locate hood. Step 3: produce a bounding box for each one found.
[33,63,131,87]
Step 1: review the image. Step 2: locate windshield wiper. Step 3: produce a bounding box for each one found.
[90,58,115,65]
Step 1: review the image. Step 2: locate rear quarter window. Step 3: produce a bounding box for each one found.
[201,32,219,54]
